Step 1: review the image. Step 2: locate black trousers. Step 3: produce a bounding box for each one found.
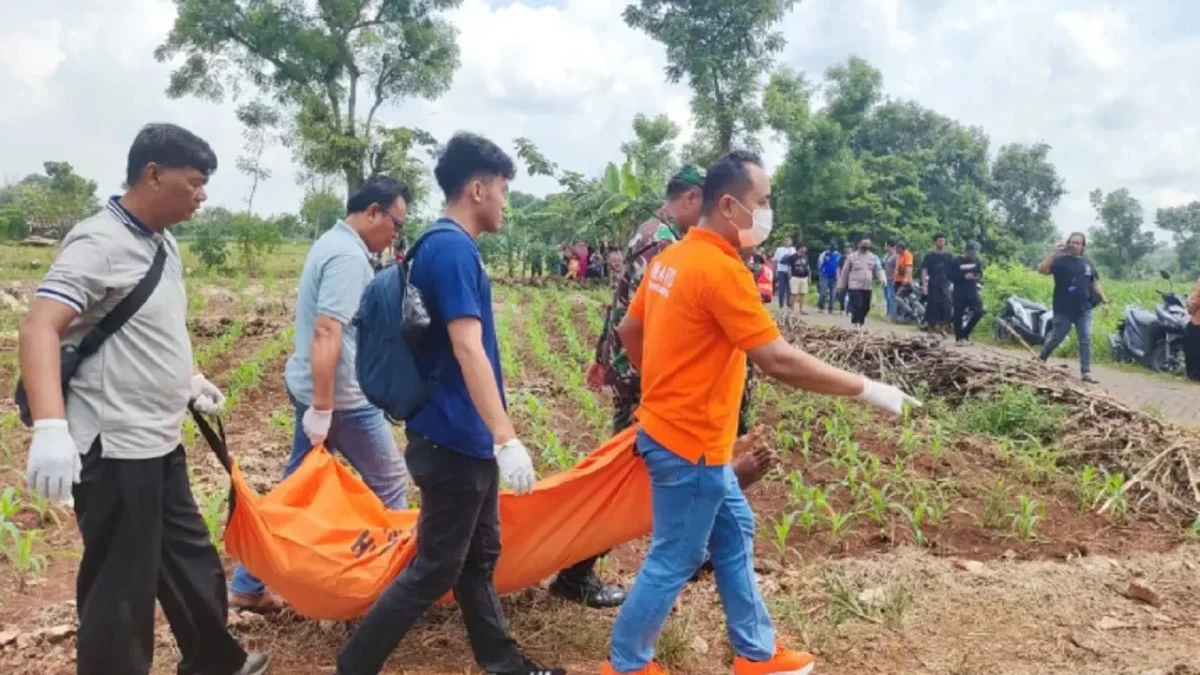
[925,284,953,327]
[337,433,523,675]
[1185,323,1200,381]
[848,289,872,325]
[74,440,246,675]
[953,290,984,340]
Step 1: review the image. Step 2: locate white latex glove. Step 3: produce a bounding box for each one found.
[26,419,81,504]
[190,374,227,415]
[495,439,536,495]
[302,407,333,446]
[857,378,922,417]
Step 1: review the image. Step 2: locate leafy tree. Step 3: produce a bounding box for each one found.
[623,0,797,155]
[235,101,281,212]
[0,162,99,238]
[0,202,28,240]
[1088,188,1155,279]
[990,143,1065,257]
[301,189,345,239]
[193,222,229,270]
[156,0,460,194]
[620,113,680,188]
[823,56,882,133]
[1156,201,1200,275]
[230,212,282,271]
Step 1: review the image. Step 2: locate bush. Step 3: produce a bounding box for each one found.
[954,383,1066,444]
[231,214,282,272]
[193,225,229,270]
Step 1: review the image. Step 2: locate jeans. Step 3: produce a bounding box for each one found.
[74,441,246,675]
[775,272,791,310]
[609,431,774,672]
[1185,323,1200,381]
[953,290,984,341]
[1039,309,1094,376]
[336,433,523,675]
[229,396,409,596]
[884,281,896,317]
[818,276,836,312]
[848,289,872,326]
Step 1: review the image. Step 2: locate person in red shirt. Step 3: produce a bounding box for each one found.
[601,151,921,675]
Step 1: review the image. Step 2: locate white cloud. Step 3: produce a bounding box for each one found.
[0,0,1197,238]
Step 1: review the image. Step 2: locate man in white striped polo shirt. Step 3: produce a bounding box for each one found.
[19,123,268,675]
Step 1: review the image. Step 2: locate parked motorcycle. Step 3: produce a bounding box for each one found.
[1109,270,1189,374]
[993,296,1056,346]
[894,283,927,328]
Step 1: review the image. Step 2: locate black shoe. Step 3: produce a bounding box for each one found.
[489,656,566,675]
[549,569,626,608]
[236,653,270,675]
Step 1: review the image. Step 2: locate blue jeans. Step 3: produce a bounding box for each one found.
[884,281,896,317]
[775,272,790,309]
[818,276,836,311]
[228,397,409,596]
[610,431,774,672]
[1039,309,1093,376]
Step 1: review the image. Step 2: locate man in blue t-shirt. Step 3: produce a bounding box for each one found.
[818,242,841,313]
[335,133,564,675]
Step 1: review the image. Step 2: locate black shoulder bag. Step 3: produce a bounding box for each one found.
[14,243,167,427]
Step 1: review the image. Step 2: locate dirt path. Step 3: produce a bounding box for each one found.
[795,310,1200,429]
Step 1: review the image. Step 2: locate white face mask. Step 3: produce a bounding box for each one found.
[733,199,773,248]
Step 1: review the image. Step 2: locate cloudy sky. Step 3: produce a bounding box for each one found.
[1,0,1197,236]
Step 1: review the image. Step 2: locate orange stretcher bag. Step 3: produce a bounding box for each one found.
[194,413,652,620]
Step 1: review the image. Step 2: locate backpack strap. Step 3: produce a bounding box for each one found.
[404,221,468,273]
[77,242,167,359]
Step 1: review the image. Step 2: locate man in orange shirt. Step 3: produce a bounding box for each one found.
[601,151,920,675]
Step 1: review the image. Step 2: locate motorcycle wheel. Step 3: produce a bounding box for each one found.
[1148,342,1184,374]
[993,318,1010,343]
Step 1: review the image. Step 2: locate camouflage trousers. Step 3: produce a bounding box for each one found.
[611,364,756,438]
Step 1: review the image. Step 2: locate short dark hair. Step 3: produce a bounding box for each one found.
[701,150,763,214]
[125,123,217,187]
[857,233,871,243]
[1067,231,1087,246]
[885,239,895,247]
[434,132,516,200]
[347,175,411,215]
[933,232,947,241]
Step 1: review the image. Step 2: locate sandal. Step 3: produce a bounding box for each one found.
[229,589,287,613]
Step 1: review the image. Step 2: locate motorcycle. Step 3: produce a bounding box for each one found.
[894,283,927,328]
[1109,270,1189,374]
[993,296,1056,346]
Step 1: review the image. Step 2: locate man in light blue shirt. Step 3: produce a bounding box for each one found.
[228,176,411,611]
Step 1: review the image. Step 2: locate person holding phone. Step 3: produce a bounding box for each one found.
[1037,232,1109,383]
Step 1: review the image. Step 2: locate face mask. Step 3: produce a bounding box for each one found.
[733,199,773,248]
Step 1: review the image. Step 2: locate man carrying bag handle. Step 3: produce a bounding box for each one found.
[18,123,268,675]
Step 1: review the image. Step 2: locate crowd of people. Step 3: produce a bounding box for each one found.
[18,124,924,675]
[15,118,1198,675]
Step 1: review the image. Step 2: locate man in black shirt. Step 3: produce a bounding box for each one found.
[1037,232,1109,383]
[920,233,954,333]
[950,241,984,343]
[782,243,811,314]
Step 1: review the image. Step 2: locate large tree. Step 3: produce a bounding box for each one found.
[623,0,797,162]
[156,0,461,194]
[0,162,99,238]
[1156,201,1200,275]
[990,142,1065,255]
[620,113,680,188]
[1088,188,1155,279]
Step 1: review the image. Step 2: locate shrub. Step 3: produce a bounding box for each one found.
[193,224,229,270]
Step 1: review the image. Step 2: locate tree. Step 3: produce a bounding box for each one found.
[623,0,797,155]
[301,189,345,239]
[1156,201,1200,275]
[1088,188,1155,279]
[156,0,461,194]
[0,162,99,238]
[990,143,1065,256]
[235,101,282,212]
[823,56,882,133]
[620,113,680,188]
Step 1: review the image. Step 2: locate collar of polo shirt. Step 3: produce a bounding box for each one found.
[106,196,154,236]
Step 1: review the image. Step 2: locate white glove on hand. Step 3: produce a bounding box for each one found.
[190,374,227,415]
[495,439,536,495]
[27,419,81,504]
[858,378,922,417]
[302,407,333,446]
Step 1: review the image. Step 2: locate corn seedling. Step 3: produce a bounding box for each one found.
[824,506,857,541]
[0,486,21,522]
[1,523,49,591]
[21,487,60,527]
[199,488,229,549]
[858,483,892,524]
[1076,466,1103,513]
[270,406,295,436]
[891,502,928,547]
[771,511,797,557]
[1010,494,1043,541]
[981,479,1010,530]
[1098,471,1128,519]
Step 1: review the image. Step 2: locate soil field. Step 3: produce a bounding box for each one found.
[1,277,1199,675]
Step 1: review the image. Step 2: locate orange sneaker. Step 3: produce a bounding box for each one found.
[600,660,670,675]
[732,645,815,675]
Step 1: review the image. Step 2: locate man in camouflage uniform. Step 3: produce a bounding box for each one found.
[552,167,769,608]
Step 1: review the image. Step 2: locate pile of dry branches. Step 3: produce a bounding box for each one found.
[494,276,611,290]
[778,316,1200,523]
